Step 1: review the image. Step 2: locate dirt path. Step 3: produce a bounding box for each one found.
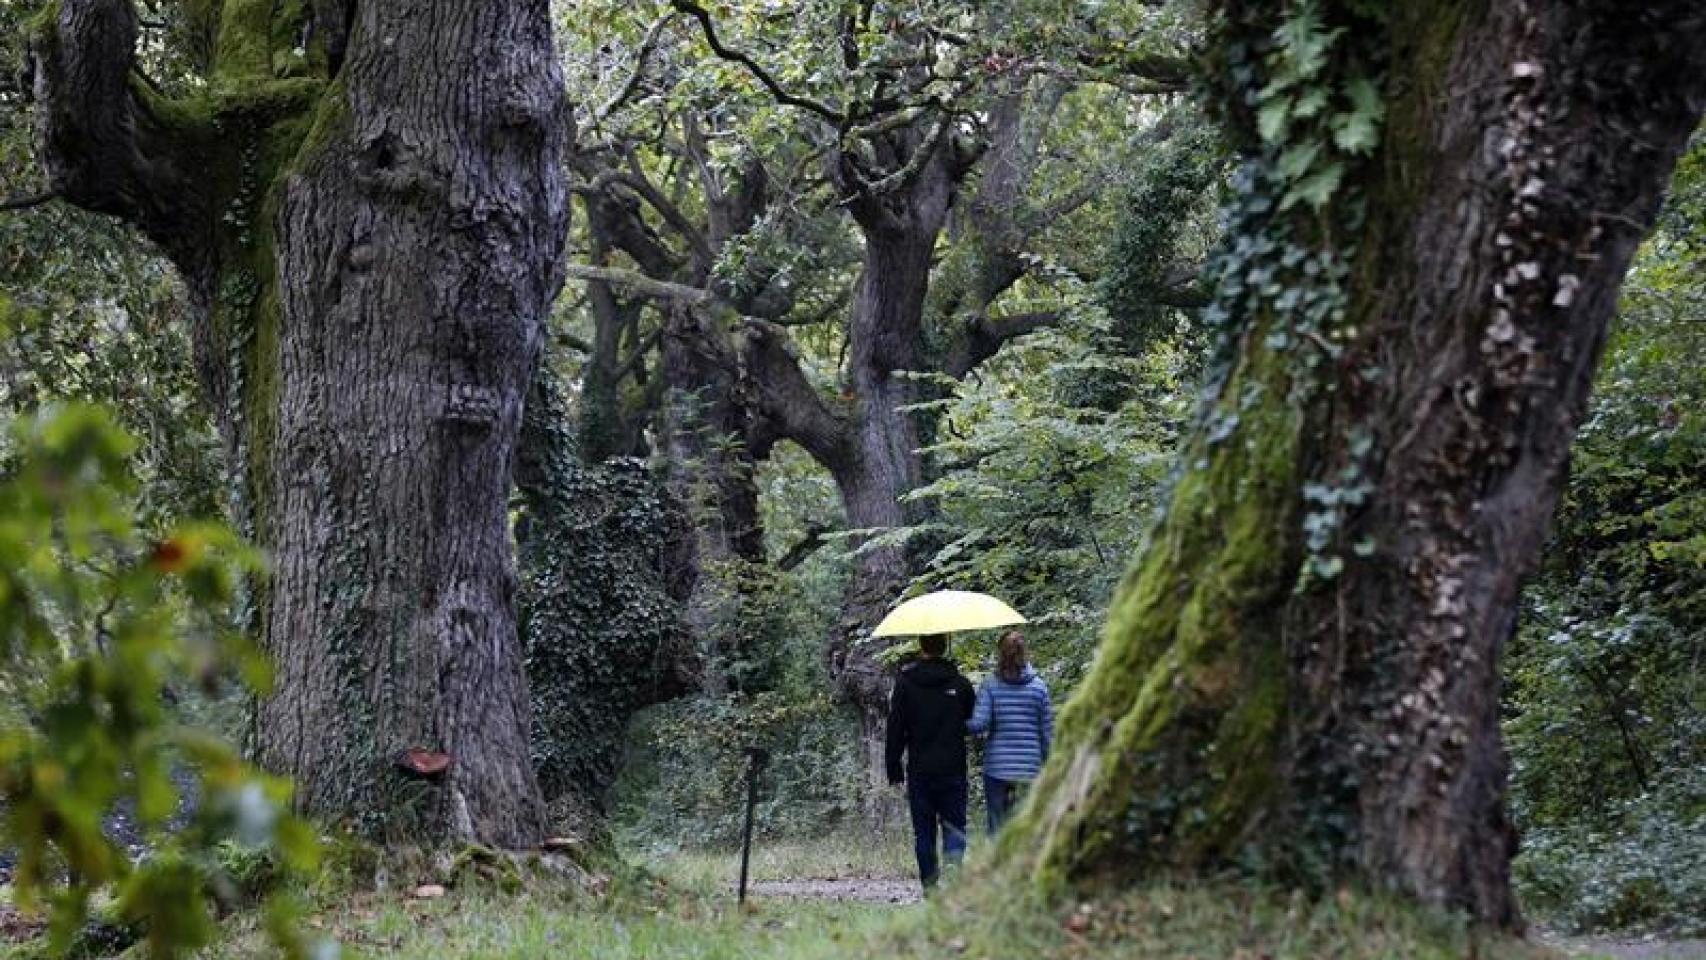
[1537,931,1706,960]
[743,878,921,905]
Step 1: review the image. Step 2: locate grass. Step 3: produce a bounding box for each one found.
[632,831,915,891]
[182,870,1565,960]
[0,838,1606,960]
[198,887,897,960]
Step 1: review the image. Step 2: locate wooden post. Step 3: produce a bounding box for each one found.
[737,746,770,905]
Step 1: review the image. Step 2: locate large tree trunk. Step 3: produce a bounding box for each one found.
[829,235,933,809]
[825,140,959,810]
[33,0,566,846]
[660,324,771,693]
[1004,0,1706,928]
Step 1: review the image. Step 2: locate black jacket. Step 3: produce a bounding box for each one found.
[884,657,975,784]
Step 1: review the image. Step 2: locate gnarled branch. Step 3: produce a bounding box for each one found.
[670,0,845,124]
[563,262,717,308]
[944,309,1061,378]
[32,0,207,270]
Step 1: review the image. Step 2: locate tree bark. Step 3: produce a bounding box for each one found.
[264,0,566,847]
[823,129,962,806]
[1003,0,1706,928]
[33,0,566,846]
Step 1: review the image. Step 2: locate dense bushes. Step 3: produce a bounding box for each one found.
[898,318,1192,694]
[610,444,856,850]
[517,374,701,835]
[1515,776,1706,935]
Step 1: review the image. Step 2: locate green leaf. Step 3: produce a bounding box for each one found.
[1282,161,1345,210]
[1274,2,1340,79]
[1278,141,1323,181]
[1292,86,1330,120]
[1332,79,1386,154]
[1257,97,1293,144]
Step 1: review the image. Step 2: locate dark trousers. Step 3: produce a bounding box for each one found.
[906,773,967,888]
[984,774,1024,834]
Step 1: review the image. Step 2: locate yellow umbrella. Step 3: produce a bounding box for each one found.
[870,590,1026,638]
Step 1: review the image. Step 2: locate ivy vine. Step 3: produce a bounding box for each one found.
[1198,0,1389,587]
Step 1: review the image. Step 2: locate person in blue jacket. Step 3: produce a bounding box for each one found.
[967,629,1053,834]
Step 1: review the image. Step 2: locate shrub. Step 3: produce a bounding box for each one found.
[613,692,865,850]
[1514,771,1706,935]
[0,403,323,959]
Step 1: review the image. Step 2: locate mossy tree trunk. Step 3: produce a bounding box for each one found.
[33,0,567,846]
[1004,0,1706,928]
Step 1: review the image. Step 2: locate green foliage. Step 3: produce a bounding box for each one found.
[1514,775,1706,936]
[1197,0,1389,588]
[1,69,221,533]
[614,692,864,849]
[0,404,325,959]
[1506,134,1706,935]
[1097,118,1225,358]
[520,452,698,829]
[611,439,855,850]
[897,319,1192,689]
[518,375,699,833]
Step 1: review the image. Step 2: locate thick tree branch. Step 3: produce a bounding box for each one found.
[0,190,58,212]
[670,0,845,124]
[555,330,593,353]
[564,262,717,307]
[732,318,850,470]
[570,177,682,277]
[663,305,849,472]
[33,0,141,219]
[32,0,209,270]
[616,158,713,264]
[945,309,1061,378]
[1073,47,1193,91]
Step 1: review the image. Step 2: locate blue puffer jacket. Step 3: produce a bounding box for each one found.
[967,665,1053,781]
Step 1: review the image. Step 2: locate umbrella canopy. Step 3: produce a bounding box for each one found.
[870,590,1026,638]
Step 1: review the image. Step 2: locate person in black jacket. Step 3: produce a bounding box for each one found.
[884,633,975,889]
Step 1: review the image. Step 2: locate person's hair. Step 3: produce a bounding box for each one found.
[997,630,1028,682]
[918,634,948,657]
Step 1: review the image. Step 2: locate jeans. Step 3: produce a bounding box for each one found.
[984,774,1029,834]
[906,773,967,888]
